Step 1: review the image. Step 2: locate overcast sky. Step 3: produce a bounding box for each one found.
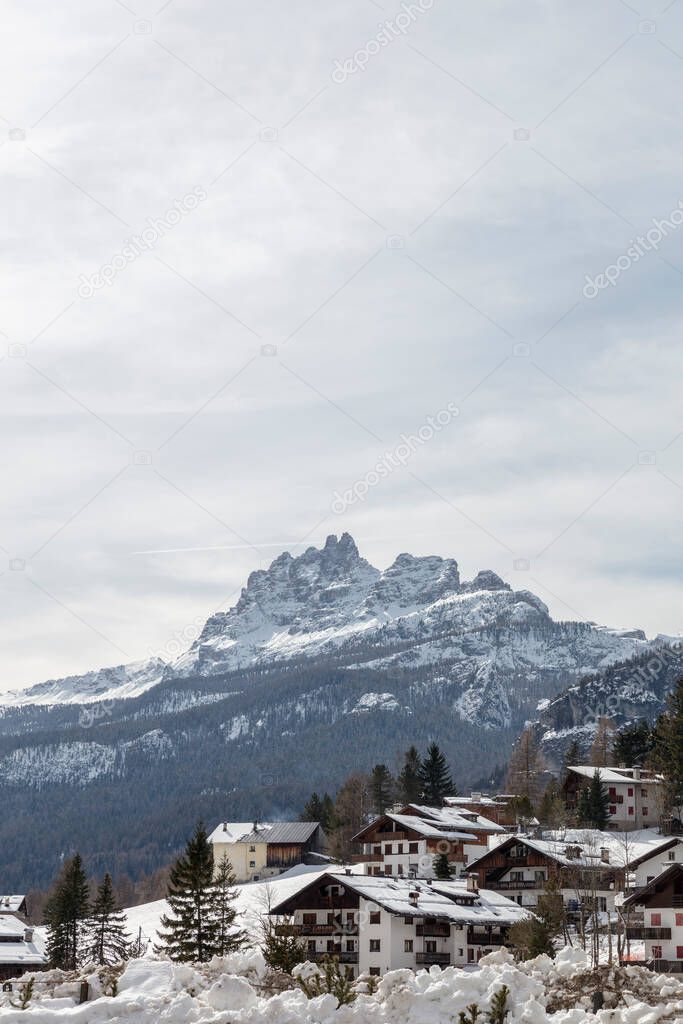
[1,0,682,690]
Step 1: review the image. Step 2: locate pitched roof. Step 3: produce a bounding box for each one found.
[401,804,505,834]
[566,766,663,785]
[623,862,683,907]
[209,821,321,845]
[0,896,26,913]
[269,871,531,927]
[468,830,660,872]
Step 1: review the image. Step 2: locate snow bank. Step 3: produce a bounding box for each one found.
[0,948,682,1024]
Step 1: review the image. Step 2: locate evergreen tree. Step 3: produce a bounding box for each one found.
[562,740,581,779]
[432,851,453,879]
[370,764,393,816]
[86,873,131,966]
[44,854,90,970]
[579,770,610,829]
[212,854,247,955]
[613,720,654,768]
[157,822,220,962]
[397,746,422,804]
[262,920,307,973]
[652,678,683,823]
[418,743,454,805]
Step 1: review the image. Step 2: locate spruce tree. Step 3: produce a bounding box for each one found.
[432,851,453,879]
[397,746,422,804]
[418,743,455,805]
[301,792,335,833]
[583,770,610,829]
[44,854,90,970]
[562,740,581,779]
[212,854,247,955]
[613,720,654,768]
[370,764,393,816]
[157,822,220,962]
[87,873,131,966]
[652,677,683,822]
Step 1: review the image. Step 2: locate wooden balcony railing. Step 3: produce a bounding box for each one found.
[468,933,506,946]
[350,853,384,863]
[375,831,407,842]
[275,924,358,937]
[416,952,451,965]
[416,924,450,937]
[490,880,538,890]
[626,927,671,940]
[307,951,358,964]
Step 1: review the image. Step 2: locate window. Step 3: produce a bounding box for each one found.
[347,912,355,924]
[651,913,662,926]
[628,807,634,816]
[404,915,413,925]
[404,940,413,952]
[346,941,356,952]
[425,941,437,953]
[397,864,404,875]
[643,807,649,816]
[641,789,648,798]
[510,871,524,881]
[534,871,545,883]
[249,845,256,852]
[369,967,380,977]
[385,844,393,855]
[373,846,381,854]
[676,914,683,927]
[677,947,683,959]
[303,913,317,925]
[369,939,381,952]
[458,948,463,957]
[326,940,335,952]
[409,843,418,854]
[327,913,336,924]
[398,843,405,854]
[608,787,616,798]
[370,912,381,924]
[628,787,634,797]
[669,852,677,862]
[652,945,662,960]
[249,861,256,868]
[307,940,316,953]
[609,806,617,815]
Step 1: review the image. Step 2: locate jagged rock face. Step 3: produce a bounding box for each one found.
[0,534,663,731]
[531,641,683,770]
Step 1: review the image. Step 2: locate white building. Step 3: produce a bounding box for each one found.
[623,863,683,972]
[269,871,530,977]
[629,837,683,889]
[351,804,505,878]
[563,766,664,831]
[0,917,46,981]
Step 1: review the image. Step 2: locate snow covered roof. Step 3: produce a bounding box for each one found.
[623,862,683,907]
[0,917,45,966]
[0,895,26,913]
[270,871,531,927]
[384,813,476,841]
[209,821,320,845]
[566,766,664,785]
[401,803,505,834]
[469,829,671,871]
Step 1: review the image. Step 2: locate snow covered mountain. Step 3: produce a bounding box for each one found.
[0,533,657,729]
[0,533,678,889]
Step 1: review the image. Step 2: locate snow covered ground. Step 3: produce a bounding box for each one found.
[0,946,681,1022]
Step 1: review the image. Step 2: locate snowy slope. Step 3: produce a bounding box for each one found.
[0,659,166,707]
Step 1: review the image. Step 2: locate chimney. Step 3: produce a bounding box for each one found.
[471,792,482,801]
[466,874,479,893]
[600,848,610,864]
[633,766,641,781]
[345,868,352,876]
[409,890,420,906]
[24,928,33,943]
[222,822,227,832]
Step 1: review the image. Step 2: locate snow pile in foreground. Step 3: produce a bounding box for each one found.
[0,947,682,1023]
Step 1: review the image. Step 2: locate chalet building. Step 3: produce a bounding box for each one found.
[630,838,683,889]
[269,870,530,977]
[468,834,622,915]
[562,766,663,831]
[444,794,518,828]
[0,897,27,918]
[0,917,46,981]
[351,804,505,879]
[623,863,683,972]
[209,821,326,883]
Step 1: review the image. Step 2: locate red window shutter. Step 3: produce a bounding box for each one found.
[651,913,662,926]
[676,914,683,927]
[677,947,683,959]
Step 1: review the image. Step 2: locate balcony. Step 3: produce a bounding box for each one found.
[651,959,683,974]
[491,880,539,890]
[416,952,451,965]
[468,932,507,946]
[626,927,672,940]
[350,853,384,863]
[375,831,407,842]
[307,950,358,965]
[416,924,450,937]
[276,924,358,936]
